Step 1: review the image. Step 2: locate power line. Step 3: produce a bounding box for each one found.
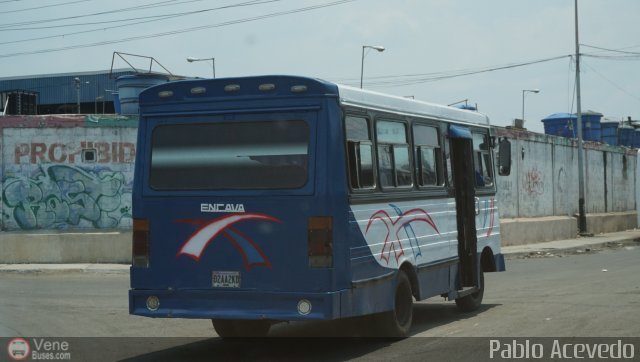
[0,0,358,59]
[581,59,640,103]
[335,55,571,88]
[0,0,199,29]
[583,53,640,61]
[0,0,279,46]
[581,43,640,55]
[0,0,276,32]
[0,0,93,14]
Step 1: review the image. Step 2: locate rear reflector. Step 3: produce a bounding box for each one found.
[308,216,333,268]
[132,218,150,268]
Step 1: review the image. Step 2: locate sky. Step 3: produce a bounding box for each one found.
[1,0,639,133]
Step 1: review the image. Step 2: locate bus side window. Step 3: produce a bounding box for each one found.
[346,116,375,189]
[472,132,494,187]
[376,120,413,188]
[413,124,443,187]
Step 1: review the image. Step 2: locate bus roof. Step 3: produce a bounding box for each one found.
[336,83,491,127]
[139,75,491,127]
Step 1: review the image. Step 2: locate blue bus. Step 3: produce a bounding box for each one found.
[129,75,510,337]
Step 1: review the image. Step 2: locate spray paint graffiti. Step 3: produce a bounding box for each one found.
[2,165,132,230]
[523,166,545,195]
[557,167,567,193]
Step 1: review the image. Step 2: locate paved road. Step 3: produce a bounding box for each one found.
[1,246,638,361]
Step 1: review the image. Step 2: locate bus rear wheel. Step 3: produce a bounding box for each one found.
[370,270,413,337]
[455,269,485,312]
[212,319,271,338]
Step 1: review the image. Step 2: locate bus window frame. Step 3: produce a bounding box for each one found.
[470,128,497,195]
[344,113,377,192]
[375,118,414,191]
[412,122,445,190]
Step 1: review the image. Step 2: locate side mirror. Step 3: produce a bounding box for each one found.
[497,138,512,176]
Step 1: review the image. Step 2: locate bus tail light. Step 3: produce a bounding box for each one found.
[308,216,333,268]
[132,218,150,268]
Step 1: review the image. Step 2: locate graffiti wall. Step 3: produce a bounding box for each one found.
[0,115,137,231]
[1,115,636,231]
[496,128,637,218]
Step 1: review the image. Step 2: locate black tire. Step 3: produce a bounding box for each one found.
[212,319,271,338]
[370,270,414,337]
[455,269,485,312]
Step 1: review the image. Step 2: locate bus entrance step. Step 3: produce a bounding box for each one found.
[456,286,479,298]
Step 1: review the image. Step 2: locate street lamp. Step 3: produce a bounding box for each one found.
[521,89,540,121]
[360,45,385,89]
[74,77,89,114]
[187,56,216,78]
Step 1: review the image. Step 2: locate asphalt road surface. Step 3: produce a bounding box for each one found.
[1,246,638,361]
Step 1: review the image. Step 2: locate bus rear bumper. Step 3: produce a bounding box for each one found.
[129,288,345,321]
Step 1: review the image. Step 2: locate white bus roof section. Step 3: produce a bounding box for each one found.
[336,84,491,127]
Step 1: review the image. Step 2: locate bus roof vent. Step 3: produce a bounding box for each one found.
[190,87,207,95]
[259,83,276,92]
[291,85,308,93]
[224,84,241,93]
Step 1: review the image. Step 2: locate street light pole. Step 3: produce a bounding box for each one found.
[521,89,540,121]
[360,45,385,89]
[187,57,216,78]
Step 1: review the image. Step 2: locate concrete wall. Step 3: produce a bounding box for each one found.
[0,115,137,231]
[0,116,638,262]
[495,127,637,243]
[496,128,637,217]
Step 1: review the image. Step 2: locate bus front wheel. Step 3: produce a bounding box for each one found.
[212,319,271,338]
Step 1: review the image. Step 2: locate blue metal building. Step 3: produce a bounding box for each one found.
[0,69,140,115]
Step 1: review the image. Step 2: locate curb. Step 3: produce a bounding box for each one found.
[0,263,130,274]
[503,236,640,260]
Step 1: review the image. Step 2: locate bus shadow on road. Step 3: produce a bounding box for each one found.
[411,302,501,335]
[121,303,500,361]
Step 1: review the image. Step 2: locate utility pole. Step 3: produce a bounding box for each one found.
[574,0,588,235]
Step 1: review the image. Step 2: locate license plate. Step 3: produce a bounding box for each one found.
[212,271,240,288]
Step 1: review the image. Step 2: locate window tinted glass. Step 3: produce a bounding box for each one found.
[378,145,394,187]
[377,121,407,143]
[359,143,375,187]
[150,120,309,190]
[346,116,375,190]
[414,125,439,146]
[419,148,437,185]
[395,146,412,186]
[346,116,370,140]
[473,133,489,151]
[472,132,493,187]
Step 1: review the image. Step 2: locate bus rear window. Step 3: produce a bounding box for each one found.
[149,120,309,190]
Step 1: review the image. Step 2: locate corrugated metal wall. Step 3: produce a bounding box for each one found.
[0,70,137,105]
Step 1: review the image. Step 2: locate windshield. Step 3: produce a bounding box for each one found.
[149,120,309,190]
